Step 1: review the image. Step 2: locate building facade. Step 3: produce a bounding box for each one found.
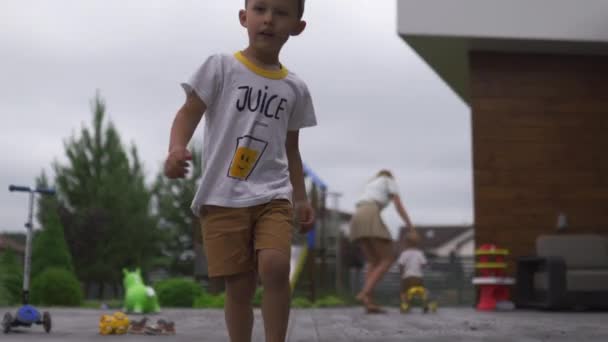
[398,0,608,272]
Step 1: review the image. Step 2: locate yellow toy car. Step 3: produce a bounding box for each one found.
[400,286,438,314]
[99,315,114,336]
[111,312,130,335]
[99,312,130,335]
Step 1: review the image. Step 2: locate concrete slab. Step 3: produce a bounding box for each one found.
[1,307,607,341]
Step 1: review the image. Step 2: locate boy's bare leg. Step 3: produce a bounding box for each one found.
[224,271,257,342]
[258,249,291,342]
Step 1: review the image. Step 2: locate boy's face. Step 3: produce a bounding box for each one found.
[240,0,306,54]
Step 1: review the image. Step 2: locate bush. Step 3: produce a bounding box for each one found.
[313,295,346,308]
[154,278,202,307]
[30,268,83,306]
[193,291,225,308]
[1,274,22,305]
[290,295,347,308]
[190,291,347,309]
[193,287,264,309]
[291,297,313,308]
[0,284,11,306]
[0,250,23,305]
[252,287,263,307]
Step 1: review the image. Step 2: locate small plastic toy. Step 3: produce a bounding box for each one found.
[144,319,176,335]
[400,286,438,314]
[122,268,160,314]
[111,312,130,334]
[473,244,515,311]
[3,185,55,334]
[128,317,148,334]
[99,312,130,335]
[99,315,115,335]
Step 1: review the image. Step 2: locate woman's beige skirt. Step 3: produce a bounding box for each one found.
[349,201,392,242]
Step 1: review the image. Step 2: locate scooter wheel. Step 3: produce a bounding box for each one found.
[2,312,12,334]
[42,312,51,333]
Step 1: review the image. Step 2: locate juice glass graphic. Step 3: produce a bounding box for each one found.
[228,135,267,180]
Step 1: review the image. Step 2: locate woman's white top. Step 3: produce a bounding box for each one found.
[357,176,399,209]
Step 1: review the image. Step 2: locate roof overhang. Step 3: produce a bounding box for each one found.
[397,0,608,104]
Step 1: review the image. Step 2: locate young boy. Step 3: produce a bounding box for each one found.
[163,1,315,341]
[398,231,427,311]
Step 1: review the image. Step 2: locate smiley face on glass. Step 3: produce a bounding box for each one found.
[229,146,260,179]
[228,136,268,180]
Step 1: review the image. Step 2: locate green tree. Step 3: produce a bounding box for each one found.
[35,171,58,227]
[31,173,74,277]
[152,145,203,276]
[48,93,161,298]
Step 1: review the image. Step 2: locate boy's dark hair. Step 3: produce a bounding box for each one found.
[245,0,305,19]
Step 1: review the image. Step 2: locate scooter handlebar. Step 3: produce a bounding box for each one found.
[9,185,31,192]
[36,188,56,196]
[8,185,55,195]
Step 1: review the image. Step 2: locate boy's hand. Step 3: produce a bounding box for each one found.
[295,201,315,233]
[164,147,193,179]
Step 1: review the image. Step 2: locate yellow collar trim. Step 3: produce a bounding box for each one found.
[234,51,288,80]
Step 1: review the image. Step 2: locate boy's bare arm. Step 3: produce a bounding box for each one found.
[169,92,206,151]
[164,92,206,179]
[286,130,315,232]
[286,131,306,202]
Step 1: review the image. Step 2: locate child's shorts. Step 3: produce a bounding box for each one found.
[199,199,294,278]
[401,276,423,294]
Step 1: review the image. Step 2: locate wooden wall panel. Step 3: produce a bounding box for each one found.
[470,52,608,274]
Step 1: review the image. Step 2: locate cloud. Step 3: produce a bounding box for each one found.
[0,0,472,233]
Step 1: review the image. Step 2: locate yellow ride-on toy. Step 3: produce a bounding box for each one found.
[400,286,438,314]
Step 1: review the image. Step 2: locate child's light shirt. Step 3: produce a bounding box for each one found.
[182,52,317,215]
[397,248,427,278]
[358,176,399,209]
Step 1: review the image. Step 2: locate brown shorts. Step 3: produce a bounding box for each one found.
[401,276,423,294]
[200,199,294,278]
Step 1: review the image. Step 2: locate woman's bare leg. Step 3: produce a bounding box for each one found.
[356,239,395,311]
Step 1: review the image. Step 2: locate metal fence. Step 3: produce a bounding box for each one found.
[294,248,476,307]
[356,255,476,306]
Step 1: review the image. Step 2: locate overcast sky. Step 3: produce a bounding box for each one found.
[1,0,471,238]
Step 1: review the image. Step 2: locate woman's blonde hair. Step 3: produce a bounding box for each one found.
[376,169,393,179]
[365,169,394,185]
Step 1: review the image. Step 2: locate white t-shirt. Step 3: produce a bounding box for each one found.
[397,248,427,278]
[357,176,399,209]
[182,52,317,214]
